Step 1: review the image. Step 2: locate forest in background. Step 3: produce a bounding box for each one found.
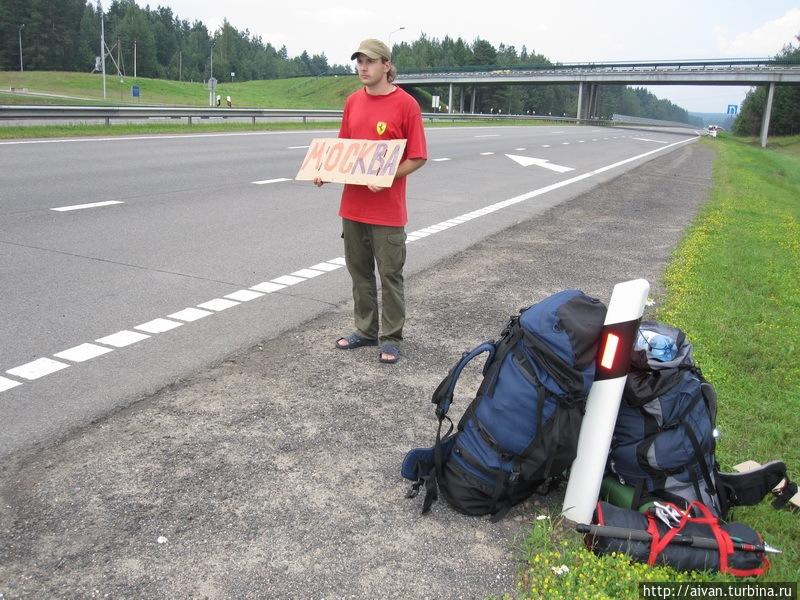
[2,0,797,130]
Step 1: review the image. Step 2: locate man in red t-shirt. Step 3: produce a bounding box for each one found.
[315,39,427,364]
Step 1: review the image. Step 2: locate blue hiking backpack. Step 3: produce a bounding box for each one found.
[402,289,607,519]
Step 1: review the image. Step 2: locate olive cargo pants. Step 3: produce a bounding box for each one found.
[342,218,407,344]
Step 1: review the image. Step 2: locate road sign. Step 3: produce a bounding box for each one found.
[207,77,217,90]
[431,95,440,109]
[131,85,140,98]
[727,104,738,115]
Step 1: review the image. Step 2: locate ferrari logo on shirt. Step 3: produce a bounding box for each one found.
[376,121,387,135]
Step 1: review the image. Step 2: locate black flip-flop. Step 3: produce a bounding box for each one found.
[335,332,378,350]
[378,343,401,364]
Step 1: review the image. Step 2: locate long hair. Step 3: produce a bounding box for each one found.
[384,60,397,83]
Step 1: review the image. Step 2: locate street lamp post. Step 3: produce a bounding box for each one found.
[388,26,405,51]
[18,24,25,72]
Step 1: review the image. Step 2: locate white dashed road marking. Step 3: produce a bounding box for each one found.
[96,330,150,347]
[197,299,239,312]
[480,152,494,156]
[54,343,113,363]
[253,178,291,185]
[225,290,264,302]
[288,145,310,149]
[291,268,325,279]
[309,262,342,272]
[168,308,213,322]
[432,158,451,162]
[251,281,287,293]
[135,319,183,334]
[271,275,306,286]
[2,137,699,393]
[51,201,124,212]
[474,134,500,138]
[0,376,22,392]
[7,358,69,380]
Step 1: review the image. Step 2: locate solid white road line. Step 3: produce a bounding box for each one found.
[480,152,494,155]
[96,330,150,347]
[51,201,124,212]
[54,343,113,363]
[168,307,213,322]
[632,137,669,144]
[288,145,310,149]
[0,376,23,392]
[432,158,451,162]
[474,134,500,138]
[135,318,182,334]
[328,257,347,266]
[197,299,239,312]
[7,358,69,380]
[252,178,291,185]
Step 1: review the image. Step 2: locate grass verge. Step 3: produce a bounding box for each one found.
[504,134,800,598]
[0,118,561,140]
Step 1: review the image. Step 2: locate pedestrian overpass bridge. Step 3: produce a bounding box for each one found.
[395,58,800,146]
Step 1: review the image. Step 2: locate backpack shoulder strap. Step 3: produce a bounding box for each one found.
[430,341,496,418]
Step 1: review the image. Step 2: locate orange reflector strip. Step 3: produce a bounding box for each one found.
[600,333,619,370]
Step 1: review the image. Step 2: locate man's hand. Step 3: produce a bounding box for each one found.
[313,177,324,187]
[367,184,387,193]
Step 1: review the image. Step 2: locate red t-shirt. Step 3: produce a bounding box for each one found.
[338,86,427,227]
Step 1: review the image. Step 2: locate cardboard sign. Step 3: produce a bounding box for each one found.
[295,138,406,187]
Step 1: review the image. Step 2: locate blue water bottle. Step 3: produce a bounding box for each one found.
[648,334,677,362]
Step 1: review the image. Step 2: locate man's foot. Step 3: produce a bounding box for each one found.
[335,332,378,350]
[378,343,401,364]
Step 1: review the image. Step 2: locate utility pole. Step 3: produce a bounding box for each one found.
[18,24,25,72]
[179,50,182,81]
[100,2,106,99]
[134,40,137,78]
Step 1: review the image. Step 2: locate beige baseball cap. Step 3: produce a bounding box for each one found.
[351,39,391,61]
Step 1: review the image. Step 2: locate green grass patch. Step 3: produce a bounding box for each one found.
[0,120,343,139]
[505,135,800,598]
[0,70,359,107]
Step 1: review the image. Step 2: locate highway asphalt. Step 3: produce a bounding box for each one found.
[0,124,700,458]
[0,137,715,598]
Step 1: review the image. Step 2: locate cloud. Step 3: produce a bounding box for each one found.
[714,7,800,56]
[294,7,377,25]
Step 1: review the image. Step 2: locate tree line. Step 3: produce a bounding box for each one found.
[391,35,698,124]
[0,0,351,82]
[733,36,800,137]
[9,0,798,130]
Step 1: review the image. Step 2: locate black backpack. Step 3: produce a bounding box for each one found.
[402,289,607,519]
[607,321,793,517]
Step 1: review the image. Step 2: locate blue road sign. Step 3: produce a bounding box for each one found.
[727,104,738,115]
[132,85,140,98]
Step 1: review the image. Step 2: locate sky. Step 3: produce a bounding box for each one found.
[123,0,800,113]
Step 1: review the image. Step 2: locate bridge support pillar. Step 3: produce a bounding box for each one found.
[448,83,453,114]
[459,86,465,113]
[759,82,775,148]
[471,86,476,114]
[592,85,600,119]
[576,82,584,122]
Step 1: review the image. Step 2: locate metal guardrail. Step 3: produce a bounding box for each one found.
[0,105,703,131]
[0,105,343,125]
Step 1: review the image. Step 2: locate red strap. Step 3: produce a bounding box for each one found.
[684,501,768,577]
